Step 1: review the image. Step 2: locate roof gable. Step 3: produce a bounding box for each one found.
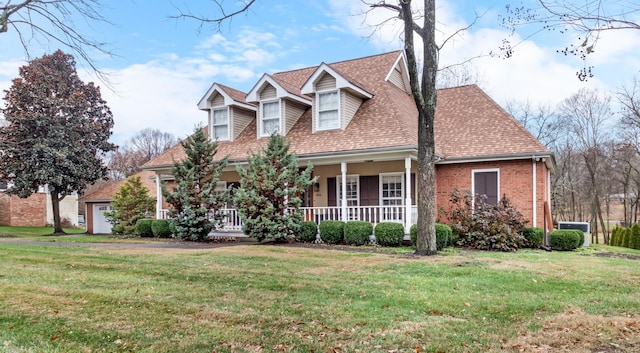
[247,74,312,105]
[197,83,255,111]
[384,52,411,93]
[301,62,373,98]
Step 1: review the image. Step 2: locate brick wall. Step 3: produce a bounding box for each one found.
[436,159,549,228]
[0,192,47,227]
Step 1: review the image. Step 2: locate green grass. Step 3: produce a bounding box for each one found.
[0,226,86,237]
[0,242,639,352]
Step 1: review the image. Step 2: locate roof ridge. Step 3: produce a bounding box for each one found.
[273,50,403,76]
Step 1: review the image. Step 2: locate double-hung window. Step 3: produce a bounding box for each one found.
[380,174,404,221]
[317,90,339,130]
[336,175,359,207]
[211,108,229,141]
[261,100,280,136]
[472,169,499,206]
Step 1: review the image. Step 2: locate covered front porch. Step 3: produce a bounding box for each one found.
[153,154,419,233]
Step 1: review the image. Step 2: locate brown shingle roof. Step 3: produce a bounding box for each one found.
[81,170,157,202]
[144,51,549,169]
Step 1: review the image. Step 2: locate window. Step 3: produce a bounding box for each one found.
[261,100,280,136]
[381,174,404,221]
[473,169,499,205]
[336,175,359,206]
[317,90,339,130]
[211,108,229,141]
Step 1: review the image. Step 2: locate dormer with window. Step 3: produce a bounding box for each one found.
[301,63,373,133]
[385,53,412,93]
[197,83,256,142]
[247,74,311,138]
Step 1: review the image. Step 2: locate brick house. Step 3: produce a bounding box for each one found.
[83,50,554,234]
[0,184,78,227]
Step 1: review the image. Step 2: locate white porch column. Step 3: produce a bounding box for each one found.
[341,162,347,222]
[405,157,412,233]
[155,174,163,219]
[532,158,537,227]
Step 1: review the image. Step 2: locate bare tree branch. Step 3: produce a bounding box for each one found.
[170,0,255,32]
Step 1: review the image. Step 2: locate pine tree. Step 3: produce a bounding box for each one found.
[234,134,317,242]
[162,127,228,241]
[105,175,155,235]
[631,224,640,250]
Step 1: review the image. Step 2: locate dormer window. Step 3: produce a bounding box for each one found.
[260,100,281,136]
[211,107,229,141]
[317,90,339,130]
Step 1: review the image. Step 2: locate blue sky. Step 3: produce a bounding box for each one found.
[1,0,639,145]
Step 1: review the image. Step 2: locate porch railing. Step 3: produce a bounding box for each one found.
[160,205,418,232]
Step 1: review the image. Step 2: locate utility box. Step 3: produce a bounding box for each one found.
[558,221,590,247]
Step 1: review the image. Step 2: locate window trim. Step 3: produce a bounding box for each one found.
[210,107,230,141]
[379,172,404,206]
[260,99,281,137]
[471,168,500,207]
[336,174,359,207]
[316,89,340,131]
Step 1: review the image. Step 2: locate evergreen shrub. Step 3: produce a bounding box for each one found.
[520,227,544,248]
[631,224,640,250]
[135,219,154,237]
[344,221,373,246]
[151,219,172,238]
[550,230,582,251]
[375,222,404,247]
[319,220,344,244]
[296,221,318,243]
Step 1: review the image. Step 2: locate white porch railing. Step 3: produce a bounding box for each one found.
[160,205,419,232]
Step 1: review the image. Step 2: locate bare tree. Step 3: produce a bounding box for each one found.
[436,63,485,89]
[502,1,640,80]
[505,99,565,149]
[0,0,112,80]
[108,128,179,180]
[558,88,614,243]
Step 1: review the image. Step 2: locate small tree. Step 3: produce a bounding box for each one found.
[162,126,228,241]
[104,175,154,235]
[234,134,317,242]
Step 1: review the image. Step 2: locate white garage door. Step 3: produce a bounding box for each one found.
[93,204,113,234]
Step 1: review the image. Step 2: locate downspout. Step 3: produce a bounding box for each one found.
[155,174,162,219]
[532,157,537,227]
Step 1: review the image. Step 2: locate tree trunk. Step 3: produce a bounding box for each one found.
[50,187,65,234]
[401,0,437,255]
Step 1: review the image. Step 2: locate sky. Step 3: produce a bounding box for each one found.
[1,0,639,146]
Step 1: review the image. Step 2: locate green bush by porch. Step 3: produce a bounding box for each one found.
[319,220,344,244]
[520,227,544,248]
[344,221,373,246]
[410,223,452,250]
[135,219,154,237]
[375,222,404,247]
[151,219,172,238]
[296,221,318,243]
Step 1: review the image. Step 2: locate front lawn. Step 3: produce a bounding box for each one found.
[0,243,638,352]
[0,225,86,237]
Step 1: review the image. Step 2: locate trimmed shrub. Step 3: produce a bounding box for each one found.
[375,222,404,247]
[631,224,640,250]
[410,223,453,250]
[319,220,345,244]
[610,227,620,247]
[151,219,172,238]
[296,221,318,243]
[135,218,154,237]
[574,231,585,248]
[521,227,544,248]
[344,221,373,246]
[550,230,582,251]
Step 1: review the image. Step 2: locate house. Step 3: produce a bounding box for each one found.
[0,184,79,227]
[83,50,554,235]
[81,170,157,234]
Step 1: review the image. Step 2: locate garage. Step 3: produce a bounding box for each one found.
[92,204,113,234]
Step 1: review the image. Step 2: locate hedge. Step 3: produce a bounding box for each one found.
[319,220,345,244]
[151,219,172,238]
[296,221,318,243]
[135,218,154,237]
[550,229,582,251]
[344,221,373,246]
[375,222,404,247]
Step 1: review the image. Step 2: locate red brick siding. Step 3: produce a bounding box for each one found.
[0,193,47,227]
[436,160,549,228]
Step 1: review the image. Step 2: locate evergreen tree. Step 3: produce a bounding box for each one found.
[162,126,228,241]
[104,175,154,235]
[631,224,640,250]
[234,134,317,242]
